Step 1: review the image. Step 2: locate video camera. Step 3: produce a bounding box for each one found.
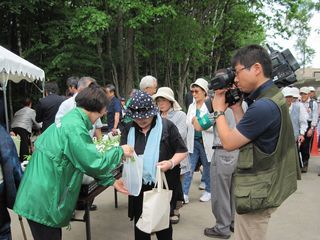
[208,45,300,105]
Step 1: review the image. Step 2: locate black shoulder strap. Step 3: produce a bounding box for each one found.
[205,98,213,113]
[309,99,314,111]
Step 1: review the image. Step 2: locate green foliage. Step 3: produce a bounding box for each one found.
[69,6,111,43]
[0,0,316,104]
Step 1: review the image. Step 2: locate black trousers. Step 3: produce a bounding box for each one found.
[134,216,173,240]
[300,122,313,166]
[27,220,61,240]
[0,184,11,240]
[11,127,31,162]
[131,184,173,240]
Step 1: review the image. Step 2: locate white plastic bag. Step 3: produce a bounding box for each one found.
[122,152,143,196]
[136,166,172,234]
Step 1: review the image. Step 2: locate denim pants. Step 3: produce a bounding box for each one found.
[183,140,211,195]
[0,183,12,240]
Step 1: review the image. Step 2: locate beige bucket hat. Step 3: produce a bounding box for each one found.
[153,87,182,111]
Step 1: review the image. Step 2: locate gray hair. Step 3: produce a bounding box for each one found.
[139,75,157,91]
[66,76,79,88]
[77,76,96,91]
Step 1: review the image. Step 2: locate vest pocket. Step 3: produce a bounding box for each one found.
[234,170,274,214]
[237,143,254,169]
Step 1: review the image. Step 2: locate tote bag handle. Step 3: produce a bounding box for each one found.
[154,166,169,192]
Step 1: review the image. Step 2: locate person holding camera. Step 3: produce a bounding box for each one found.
[211,44,299,240]
[193,69,247,239]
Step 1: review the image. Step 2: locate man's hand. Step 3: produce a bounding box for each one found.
[192,116,203,131]
[212,89,228,112]
[113,179,129,195]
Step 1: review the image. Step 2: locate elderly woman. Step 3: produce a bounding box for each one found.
[14,84,133,240]
[183,78,214,203]
[120,90,187,240]
[153,87,189,224]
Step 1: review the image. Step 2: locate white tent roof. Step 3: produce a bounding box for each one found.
[0,45,45,85]
[0,45,45,131]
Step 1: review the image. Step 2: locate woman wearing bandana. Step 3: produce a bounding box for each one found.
[120,90,188,240]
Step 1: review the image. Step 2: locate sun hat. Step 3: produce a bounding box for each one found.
[153,87,182,111]
[190,78,209,94]
[300,86,310,94]
[291,87,300,98]
[125,90,159,119]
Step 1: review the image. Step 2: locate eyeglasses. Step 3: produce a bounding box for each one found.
[191,90,200,94]
[235,64,253,76]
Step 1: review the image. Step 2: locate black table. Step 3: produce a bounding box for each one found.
[72,184,118,240]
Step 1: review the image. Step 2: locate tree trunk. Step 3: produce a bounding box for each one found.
[177,56,190,107]
[125,27,135,98]
[96,34,106,85]
[107,32,119,95]
[117,12,125,94]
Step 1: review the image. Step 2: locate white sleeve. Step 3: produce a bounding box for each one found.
[299,103,308,135]
[311,101,318,127]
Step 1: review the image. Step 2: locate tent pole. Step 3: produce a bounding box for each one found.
[2,72,9,131]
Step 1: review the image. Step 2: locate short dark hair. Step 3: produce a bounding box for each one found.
[75,83,108,113]
[105,84,116,93]
[66,76,79,89]
[45,82,59,95]
[231,44,272,78]
[22,97,32,106]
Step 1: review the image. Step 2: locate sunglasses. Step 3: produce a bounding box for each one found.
[129,107,150,114]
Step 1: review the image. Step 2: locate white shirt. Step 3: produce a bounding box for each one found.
[289,102,308,135]
[301,98,318,127]
[55,93,102,137]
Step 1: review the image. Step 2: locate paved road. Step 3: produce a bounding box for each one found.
[10,156,320,240]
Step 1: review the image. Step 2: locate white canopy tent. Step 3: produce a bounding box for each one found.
[0,45,45,131]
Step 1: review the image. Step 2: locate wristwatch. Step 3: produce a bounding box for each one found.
[213,111,225,120]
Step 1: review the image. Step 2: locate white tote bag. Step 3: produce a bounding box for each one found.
[136,166,172,234]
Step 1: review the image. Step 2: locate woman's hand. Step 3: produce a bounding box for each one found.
[121,144,134,158]
[113,179,129,195]
[157,160,173,172]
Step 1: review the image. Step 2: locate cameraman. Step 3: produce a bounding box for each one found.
[211,44,299,240]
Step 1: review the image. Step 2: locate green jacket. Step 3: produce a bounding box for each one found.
[234,84,299,214]
[14,108,123,227]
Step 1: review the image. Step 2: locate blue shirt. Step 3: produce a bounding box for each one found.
[107,96,122,131]
[237,80,281,154]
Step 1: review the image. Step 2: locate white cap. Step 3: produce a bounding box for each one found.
[190,78,209,94]
[153,87,182,111]
[300,86,310,94]
[309,86,315,92]
[282,87,293,97]
[291,87,300,98]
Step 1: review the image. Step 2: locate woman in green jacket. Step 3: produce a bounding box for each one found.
[14,84,133,240]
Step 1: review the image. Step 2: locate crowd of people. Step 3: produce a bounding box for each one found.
[1,44,320,240]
